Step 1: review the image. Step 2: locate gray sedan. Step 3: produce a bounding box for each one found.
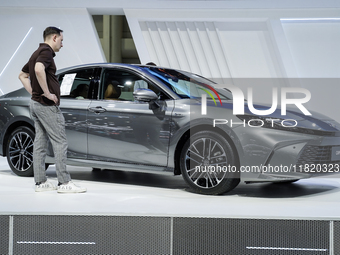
[0,63,339,195]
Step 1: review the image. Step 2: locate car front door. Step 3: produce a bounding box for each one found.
[87,68,174,167]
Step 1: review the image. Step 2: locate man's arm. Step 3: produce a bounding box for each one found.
[34,62,57,104]
[18,71,32,95]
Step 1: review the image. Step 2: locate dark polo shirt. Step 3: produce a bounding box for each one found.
[22,43,60,106]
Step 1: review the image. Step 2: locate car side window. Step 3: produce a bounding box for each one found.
[58,69,95,99]
[101,69,169,101]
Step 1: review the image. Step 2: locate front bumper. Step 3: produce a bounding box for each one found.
[236,126,340,182]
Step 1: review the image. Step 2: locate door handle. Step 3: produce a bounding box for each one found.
[89,106,106,113]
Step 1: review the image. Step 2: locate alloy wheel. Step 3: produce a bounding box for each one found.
[184,137,229,189]
[8,131,34,172]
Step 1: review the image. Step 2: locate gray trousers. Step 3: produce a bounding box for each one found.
[30,100,71,184]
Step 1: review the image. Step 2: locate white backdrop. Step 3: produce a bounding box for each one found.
[125,8,340,121]
[0,8,105,95]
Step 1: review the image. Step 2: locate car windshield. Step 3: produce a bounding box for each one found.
[142,67,231,100]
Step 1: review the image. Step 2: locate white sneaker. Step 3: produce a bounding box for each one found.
[57,181,87,193]
[35,181,57,192]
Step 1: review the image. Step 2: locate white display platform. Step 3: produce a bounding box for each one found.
[1,157,340,220]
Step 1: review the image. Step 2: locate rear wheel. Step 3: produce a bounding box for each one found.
[6,126,35,176]
[179,131,240,195]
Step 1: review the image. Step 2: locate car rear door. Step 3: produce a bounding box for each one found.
[58,67,101,159]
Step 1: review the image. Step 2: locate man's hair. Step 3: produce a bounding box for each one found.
[43,26,63,41]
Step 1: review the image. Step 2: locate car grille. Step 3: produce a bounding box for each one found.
[296,145,332,165]
[296,145,340,167]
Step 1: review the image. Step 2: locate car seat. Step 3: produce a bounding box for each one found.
[104,81,121,100]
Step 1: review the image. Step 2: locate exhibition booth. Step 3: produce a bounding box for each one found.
[0,0,340,254]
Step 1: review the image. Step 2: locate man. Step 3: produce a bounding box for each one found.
[18,26,86,193]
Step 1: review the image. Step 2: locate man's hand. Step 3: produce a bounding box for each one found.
[42,92,58,104]
[35,62,58,104]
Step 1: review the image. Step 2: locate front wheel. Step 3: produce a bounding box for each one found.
[6,126,35,177]
[179,131,240,195]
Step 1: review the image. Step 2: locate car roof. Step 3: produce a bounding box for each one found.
[56,63,163,75]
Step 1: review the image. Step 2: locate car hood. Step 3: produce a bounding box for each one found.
[245,101,340,132]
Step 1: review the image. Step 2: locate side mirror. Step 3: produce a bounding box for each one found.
[133,89,158,102]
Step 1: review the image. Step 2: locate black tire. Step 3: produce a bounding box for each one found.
[6,126,35,177]
[180,131,240,195]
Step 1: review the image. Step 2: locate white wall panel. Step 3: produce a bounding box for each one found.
[174,22,202,74]
[138,21,160,65]
[204,22,231,79]
[0,8,105,95]
[126,8,340,79]
[165,22,191,71]
[281,20,340,121]
[156,22,179,68]
[126,8,340,121]
[136,19,285,80]
[139,21,236,80]
[282,20,340,78]
[216,23,281,78]
[137,19,285,102]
